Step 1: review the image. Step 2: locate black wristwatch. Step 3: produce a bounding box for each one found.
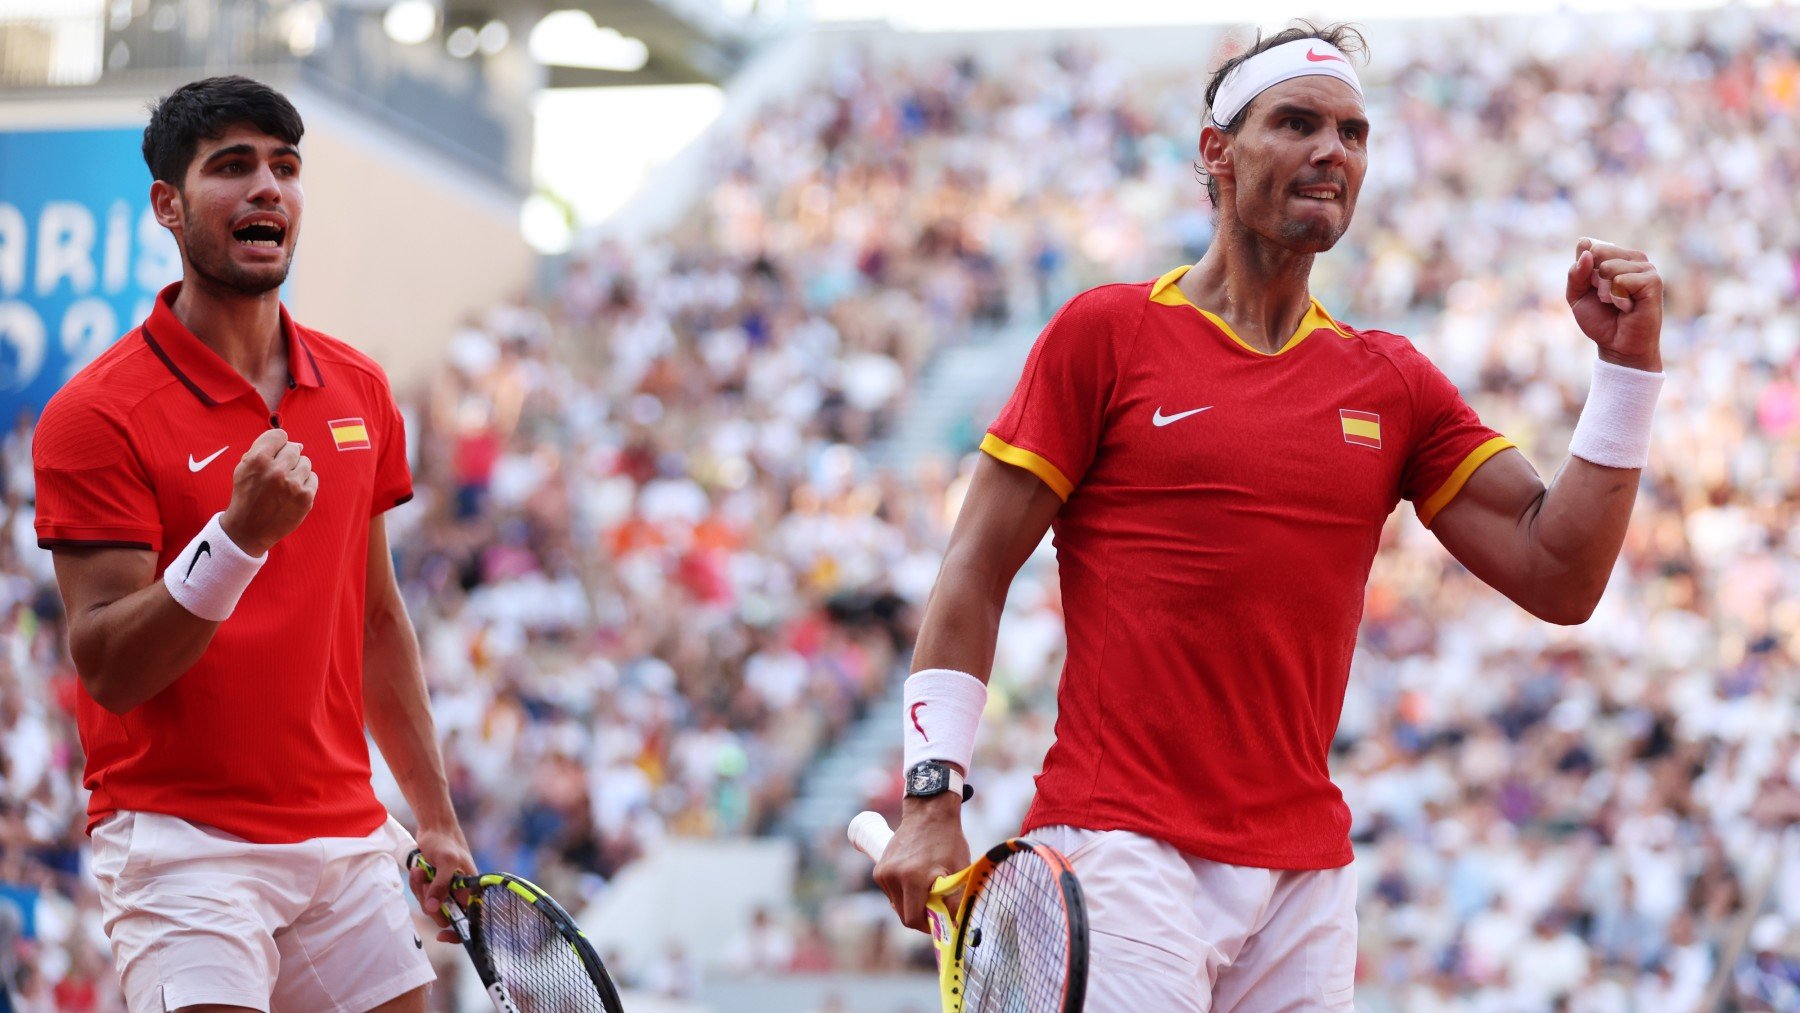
[905,760,974,802]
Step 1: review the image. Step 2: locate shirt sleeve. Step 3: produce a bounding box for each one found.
[371,382,414,517]
[32,391,163,551]
[1399,346,1515,527]
[983,288,1124,500]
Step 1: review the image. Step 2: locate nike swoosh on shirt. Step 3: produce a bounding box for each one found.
[188,446,229,472]
[1306,48,1346,63]
[1152,406,1213,427]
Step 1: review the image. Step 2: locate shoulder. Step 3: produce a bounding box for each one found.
[297,324,397,393]
[1045,280,1153,343]
[1332,321,1447,388]
[1334,320,1423,359]
[1062,280,1154,320]
[57,330,172,404]
[36,333,171,457]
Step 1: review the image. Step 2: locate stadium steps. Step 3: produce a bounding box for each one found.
[873,323,1039,471]
[778,669,906,845]
[782,323,1043,844]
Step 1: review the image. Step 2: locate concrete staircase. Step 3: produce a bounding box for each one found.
[873,323,1040,472]
[779,322,1044,844]
[778,668,905,845]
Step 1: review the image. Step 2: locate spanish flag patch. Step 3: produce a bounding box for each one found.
[329,417,371,451]
[1340,409,1382,449]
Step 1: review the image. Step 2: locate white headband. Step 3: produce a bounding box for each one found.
[1209,38,1363,128]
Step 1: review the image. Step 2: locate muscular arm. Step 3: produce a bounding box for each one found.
[50,428,315,714]
[878,453,1062,931]
[361,515,457,831]
[910,453,1066,685]
[1431,236,1663,626]
[1428,449,1638,625]
[362,514,474,939]
[52,547,220,714]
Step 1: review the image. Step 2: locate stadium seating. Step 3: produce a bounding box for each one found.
[3,7,1799,1010]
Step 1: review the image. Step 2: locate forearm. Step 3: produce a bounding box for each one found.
[363,603,456,830]
[1516,349,1663,617]
[1518,456,1641,616]
[70,584,218,713]
[901,564,1010,794]
[909,563,1007,682]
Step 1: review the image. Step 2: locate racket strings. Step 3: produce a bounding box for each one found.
[476,886,618,1012]
[959,849,1076,1013]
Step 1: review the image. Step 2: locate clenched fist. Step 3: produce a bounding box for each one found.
[220,428,317,556]
[1566,237,1664,372]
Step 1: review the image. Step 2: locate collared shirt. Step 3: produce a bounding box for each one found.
[985,267,1512,869]
[33,283,412,843]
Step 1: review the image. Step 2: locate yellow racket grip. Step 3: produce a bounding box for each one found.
[406,848,474,941]
[925,868,972,1011]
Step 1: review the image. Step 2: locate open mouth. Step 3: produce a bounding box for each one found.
[232,218,286,248]
[1296,187,1341,201]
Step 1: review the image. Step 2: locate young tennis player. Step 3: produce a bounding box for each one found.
[33,76,473,1012]
[876,23,1665,1010]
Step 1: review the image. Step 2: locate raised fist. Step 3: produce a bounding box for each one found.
[1565,237,1664,372]
[220,428,317,556]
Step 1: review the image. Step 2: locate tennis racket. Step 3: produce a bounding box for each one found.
[407,850,626,1013]
[850,811,1088,1013]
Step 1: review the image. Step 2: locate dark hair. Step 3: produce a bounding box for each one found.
[1198,21,1369,208]
[142,76,304,186]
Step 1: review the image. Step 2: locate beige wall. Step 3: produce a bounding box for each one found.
[286,86,533,388]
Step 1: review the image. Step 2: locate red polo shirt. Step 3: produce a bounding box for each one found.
[988,268,1512,869]
[33,283,413,843]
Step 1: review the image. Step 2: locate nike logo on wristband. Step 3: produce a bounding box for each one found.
[185,541,211,581]
[910,702,929,740]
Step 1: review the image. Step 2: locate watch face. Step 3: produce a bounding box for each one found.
[907,764,947,795]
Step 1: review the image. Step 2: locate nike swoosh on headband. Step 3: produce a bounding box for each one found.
[1210,39,1363,128]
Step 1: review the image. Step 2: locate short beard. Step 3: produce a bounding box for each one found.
[1276,213,1346,251]
[182,208,292,296]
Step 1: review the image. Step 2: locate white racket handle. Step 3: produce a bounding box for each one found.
[848,810,895,860]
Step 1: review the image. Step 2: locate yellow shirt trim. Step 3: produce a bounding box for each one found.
[1148,265,1349,356]
[1416,436,1516,527]
[981,433,1074,501]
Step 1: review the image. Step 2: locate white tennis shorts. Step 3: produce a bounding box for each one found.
[89,810,436,1013]
[1032,825,1357,1012]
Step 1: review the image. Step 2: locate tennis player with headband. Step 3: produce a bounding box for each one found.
[876,22,1664,1009]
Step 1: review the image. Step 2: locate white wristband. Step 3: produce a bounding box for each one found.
[1569,358,1663,469]
[903,668,987,775]
[163,512,266,622]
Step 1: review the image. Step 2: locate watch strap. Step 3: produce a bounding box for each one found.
[906,761,971,801]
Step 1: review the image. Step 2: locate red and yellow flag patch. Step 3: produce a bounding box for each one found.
[1339,409,1381,449]
[329,417,371,451]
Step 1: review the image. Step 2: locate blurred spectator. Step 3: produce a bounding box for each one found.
[3,7,1799,1005]
[723,905,797,975]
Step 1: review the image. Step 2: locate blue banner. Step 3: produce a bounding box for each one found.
[0,126,180,420]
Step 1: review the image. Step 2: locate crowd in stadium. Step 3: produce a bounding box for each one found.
[3,6,1800,1010]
